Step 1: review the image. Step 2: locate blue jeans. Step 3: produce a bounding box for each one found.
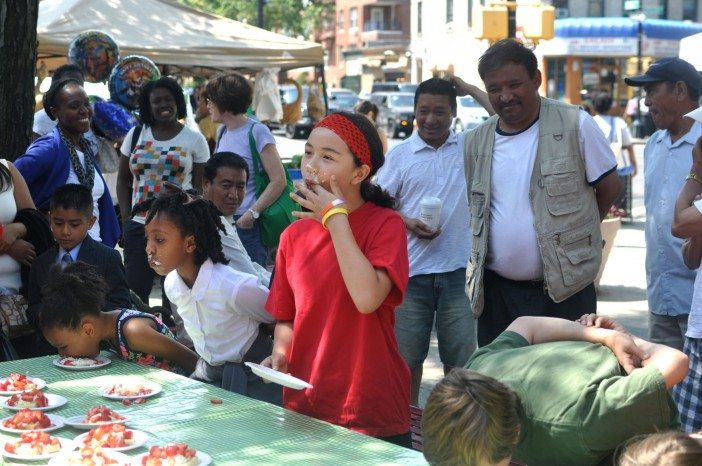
[233,216,268,268]
[394,268,477,369]
[122,219,155,303]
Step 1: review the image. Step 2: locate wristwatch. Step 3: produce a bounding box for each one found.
[247,208,260,220]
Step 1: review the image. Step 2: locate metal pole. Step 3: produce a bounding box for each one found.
[257,0,264,28]
[636,17,643,137]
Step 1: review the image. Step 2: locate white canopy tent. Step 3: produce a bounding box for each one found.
[680,32,702,70]
[37,0,324,74]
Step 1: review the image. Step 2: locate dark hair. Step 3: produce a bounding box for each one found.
[664,81,701,103]
[355,100,379,121]
[204,152,250,183]
[43,78,84,121]
[593,92,613,114]
[328,111,395,209]
[52,64,84,83]
[415,78,458,112]
[138,77,187,126]
[38,261,106,330]
[0,162,11,193]
[144,191,228,267]
[50,184,94,217]
[478,39,538,81]
[206,72,252,115]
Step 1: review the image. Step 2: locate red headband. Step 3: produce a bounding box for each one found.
[314,113,372,170]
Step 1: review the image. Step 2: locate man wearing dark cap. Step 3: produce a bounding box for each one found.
[625,57,701,352]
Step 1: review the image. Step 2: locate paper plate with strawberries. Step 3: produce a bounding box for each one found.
[2,431,71,460]
[74,424,147,452]
[133,443,211,466]
[49,446,131,465]
[2,390,67,411]
[65,406,128,430]
[0,409,64,433]
[0,373,46,395]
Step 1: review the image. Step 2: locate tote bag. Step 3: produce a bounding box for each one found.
[249,124,297,247]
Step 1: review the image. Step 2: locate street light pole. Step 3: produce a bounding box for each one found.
[632,11,646,138]
[257,0,265,28]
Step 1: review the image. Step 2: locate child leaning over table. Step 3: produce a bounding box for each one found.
[38,261,198,374]
[141,191,281,405]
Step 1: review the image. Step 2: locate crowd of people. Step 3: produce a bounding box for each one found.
[1,38,702,464]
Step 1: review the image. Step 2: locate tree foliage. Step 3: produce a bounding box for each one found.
[179,0,332,38]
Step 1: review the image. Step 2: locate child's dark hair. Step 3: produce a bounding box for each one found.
[38,262,106,330]
[139,77,187,126]
[144,191,229,267]
[415,78,457,113]
[204,152,250,183]
[43,78,84,121]
[50,184,93,217]
[330,111,395,209]
[593,92,614,115]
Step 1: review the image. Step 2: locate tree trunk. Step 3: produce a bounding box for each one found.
[0,0,39,161]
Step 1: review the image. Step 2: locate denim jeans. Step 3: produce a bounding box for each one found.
[233,216,268,268]
[394,268,477,369]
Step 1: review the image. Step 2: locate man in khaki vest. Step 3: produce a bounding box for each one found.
[461,39,621,346]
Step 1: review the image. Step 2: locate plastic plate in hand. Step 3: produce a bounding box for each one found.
[244,362,313,390]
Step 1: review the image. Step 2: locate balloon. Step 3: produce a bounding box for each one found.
[68,30,120,83]
[93,101,139,141]
[108,55,160,110]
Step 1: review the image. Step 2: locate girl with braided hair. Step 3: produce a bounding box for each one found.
[263,111,411,446]
[144,191,280,403]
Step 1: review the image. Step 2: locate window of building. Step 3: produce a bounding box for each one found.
[587,0,604,17]
[418,1,422,34]
[683,0,698,20]
[350,7,358,29]
[446,0,454,23]
[338,10,344,30]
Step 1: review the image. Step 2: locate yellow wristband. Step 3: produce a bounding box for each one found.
[322,207,348,229]
[687,172,702,186]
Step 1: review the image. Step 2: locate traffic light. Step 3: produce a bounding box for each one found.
[472,4,508,42]
[521,5,555,41]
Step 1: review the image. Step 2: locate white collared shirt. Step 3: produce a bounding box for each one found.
[164,259,273,365]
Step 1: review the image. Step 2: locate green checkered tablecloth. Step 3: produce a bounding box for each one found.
[0,355,427,465]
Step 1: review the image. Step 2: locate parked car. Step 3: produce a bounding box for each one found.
[279,84,316,139]
[371,82,418,94]
[452,95,490,132]
[328,88,359,113]
[370,92,415,139]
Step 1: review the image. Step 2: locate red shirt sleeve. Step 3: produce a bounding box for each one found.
[265,229,296,321]
[363,210,409,308]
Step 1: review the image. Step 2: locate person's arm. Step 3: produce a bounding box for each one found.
[116,154,133,223]
[377,127,389,154]
[672,137,702,238]
[265,320,294,373]
[122,319,199,374]
[624,145,637,177]
[232,276,275,323]
[449,76,495,115]
[2,162,36,263]
[593,171,621,220]
[191,162,205,193]
[402,214,441,240]
[683,236,702,269]
[631,336,689,389]
[292,176,394,314]
[237,143,286,229]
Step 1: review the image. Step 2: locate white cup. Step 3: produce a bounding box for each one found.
[419,197,442,229]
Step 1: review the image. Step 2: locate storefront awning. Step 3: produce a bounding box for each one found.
[539,17,702,58]
[555,17,702,41]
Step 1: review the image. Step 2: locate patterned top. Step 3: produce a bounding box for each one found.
[112,309,185,374]
[120,125,209,211]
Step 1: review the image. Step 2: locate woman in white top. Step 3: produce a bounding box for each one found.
[207,72,286,267]
[117,77,209,303]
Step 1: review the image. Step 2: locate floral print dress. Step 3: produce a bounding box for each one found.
[112,309,185,374]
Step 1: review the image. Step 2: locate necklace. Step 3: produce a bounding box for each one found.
[57,125,94,190]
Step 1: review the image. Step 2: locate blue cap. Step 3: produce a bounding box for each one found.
[625,57,701,93]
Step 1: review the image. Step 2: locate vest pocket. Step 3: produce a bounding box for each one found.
[554,223,598,286]
[470,191,486,236]
[543,173,581,216]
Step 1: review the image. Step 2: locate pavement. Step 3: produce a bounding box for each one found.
[150,134,653,409]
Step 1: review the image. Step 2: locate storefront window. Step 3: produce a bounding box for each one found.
[683,0,698,20]
[587,0,604,17]
[546,57,566,101]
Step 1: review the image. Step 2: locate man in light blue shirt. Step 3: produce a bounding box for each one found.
[626,57,702,351]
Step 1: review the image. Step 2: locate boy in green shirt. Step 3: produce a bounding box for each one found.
[422,315,688,466]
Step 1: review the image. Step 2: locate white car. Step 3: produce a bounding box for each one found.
[452,96,489,132]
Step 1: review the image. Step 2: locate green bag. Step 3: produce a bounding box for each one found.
[249,124,297,247]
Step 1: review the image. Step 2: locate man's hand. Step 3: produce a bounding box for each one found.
[404,217,441,240]
[577,313,630,334]
[261,352,289,375]
[449,76,472,97]
[604,332,647,374]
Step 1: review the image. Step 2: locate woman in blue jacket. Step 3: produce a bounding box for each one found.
[15,78,119,247]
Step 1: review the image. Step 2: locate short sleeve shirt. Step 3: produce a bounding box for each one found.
[265,202,411,437]
[120,125,209,209]
[214,118,276,215]
[466,332,678,466]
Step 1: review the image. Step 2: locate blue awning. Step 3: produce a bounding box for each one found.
[555,18,702,41]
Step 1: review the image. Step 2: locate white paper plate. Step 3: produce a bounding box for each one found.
[65,413,128,430]
[132,450,212,466]
[2,437,73,461]
[0,377,47,395]
[2,394,67,412]
[74,429,147,452]
[100,382,161,400]
[49,449,130,465]
[244,362,313,390]
[53,356,111,370]
[0,413,64,433]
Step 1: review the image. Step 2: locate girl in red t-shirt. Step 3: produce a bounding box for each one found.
[264,111,411,447]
